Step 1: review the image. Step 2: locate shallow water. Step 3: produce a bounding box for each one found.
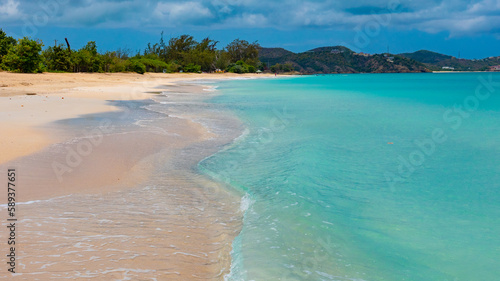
[0,83,244,280]
[200,73,500,281]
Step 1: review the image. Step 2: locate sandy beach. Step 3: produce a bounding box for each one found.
[0,71,272,280]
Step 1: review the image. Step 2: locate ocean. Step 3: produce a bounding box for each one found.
[199,73,500,280]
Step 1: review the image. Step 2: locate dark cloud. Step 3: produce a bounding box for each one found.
[1,0,500,36]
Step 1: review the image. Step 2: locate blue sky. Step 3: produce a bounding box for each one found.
[1,0,499,58]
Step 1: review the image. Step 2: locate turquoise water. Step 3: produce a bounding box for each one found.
[199,73,500,281]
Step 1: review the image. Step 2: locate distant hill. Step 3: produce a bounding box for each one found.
[399,50,452,64]
[258,48,294,59]
[306,46,353,53]
[259,46,429,74]
[399,50,500,71]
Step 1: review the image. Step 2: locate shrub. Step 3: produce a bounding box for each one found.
[43,45,71,72]
[131,58,169,72]
[183,63,201,73]
[2,37,44,73]
[282,63,294,72]
[165,62,181,73]
[109,59,127,72]
[72,48,102,72]
[228,64,245,73]
[0,29,16,65]
[227,60,256,73]
[270,63,280,73]
[126,60,146,74]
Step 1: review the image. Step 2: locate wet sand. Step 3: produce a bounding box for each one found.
[0,72,270,280]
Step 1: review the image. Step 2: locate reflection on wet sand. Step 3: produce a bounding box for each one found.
[1,82,244,280]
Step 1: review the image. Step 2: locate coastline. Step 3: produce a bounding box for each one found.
[0,72,272,279]
[431,70,494,73]
[0,72,274,165]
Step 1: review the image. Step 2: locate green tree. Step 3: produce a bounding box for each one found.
[83,41,98,56]
[126,60,146,74]
[269,63,293,73]
[72,49,90,72]
[282,63,294,72]
[0,29,16,65]
[72,41,102,72]
[226,60,258,73]
[142,33,260,73]
[2,37,44,73]
[102,50,128,72]
[214,50,230,70]
[43,44,71,72]
[166,34,197,63]
[165,62,181,73]
[227,64,245,73]
[128,57,169,73]
[144,32,168,60]
[195,37,218,71]
[100,51,116,72]
[114,48,130,60]
[225,39,260,66]
[270,63,281,73]
[183,63,201,73]
[183,37,218,72]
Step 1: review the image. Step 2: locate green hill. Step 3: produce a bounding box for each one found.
[399,50,500,71]
[259,46,429,74]
[399,50,452,64]
[258,47,294,59]
[306,46,354,53]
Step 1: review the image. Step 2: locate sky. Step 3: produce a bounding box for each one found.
[0,0,499,59]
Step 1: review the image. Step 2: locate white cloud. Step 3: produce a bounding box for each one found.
[1,0,500,37]
[222,13,268,27]
[155,1,213,24]
[385,0,500,36]
[57,2,135,27]
[468,0,500,14]
[0,0,21,20]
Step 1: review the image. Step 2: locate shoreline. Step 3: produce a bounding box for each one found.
[0,72,274,165]
[0,72,271,279]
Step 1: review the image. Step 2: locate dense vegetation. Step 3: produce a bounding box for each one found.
[400,50,500,71]
[0,29,262,74]
[260,46,429,74]
[399,50,452,64]
[3,28,499,74]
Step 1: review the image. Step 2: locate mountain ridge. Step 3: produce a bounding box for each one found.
[259,46,428,74]
[259,46,500,73]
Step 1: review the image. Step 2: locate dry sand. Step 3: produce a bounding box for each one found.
[0,71,270,164]
[0,71,273,280]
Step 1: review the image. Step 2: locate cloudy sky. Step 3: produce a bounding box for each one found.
[1,0,499,58]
